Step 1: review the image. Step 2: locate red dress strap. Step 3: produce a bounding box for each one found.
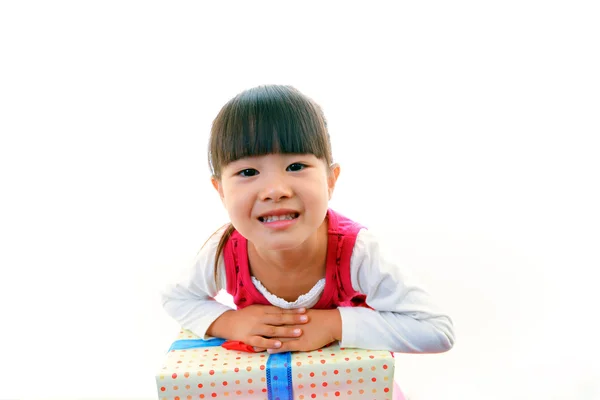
[314,209,369,309]
[223,229,270,309]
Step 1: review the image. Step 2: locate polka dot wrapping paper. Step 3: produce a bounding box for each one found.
[156,329,396,400]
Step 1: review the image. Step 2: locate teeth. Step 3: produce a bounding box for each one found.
[261,213,297,223]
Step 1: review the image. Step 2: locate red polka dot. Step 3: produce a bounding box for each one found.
[223,381,228,386]
[211,393,217,398]
[172,373,177,379]
[262,389,267,393]
[160,387,166,392]
[209,370,215,375]
[320,359,326,364]
[322,382,328,387]
[384,388,390,393]
[335,392,340,396]
[234,367,239,372]
[369,355,375,359]
[260,365,266,370]
[334,370,339,375]
[372,377,377,382]
[198,384,203,388]
[310,372,315,377]
[383,364,388,369]
[175,397,180,400]
[311,394,316,398]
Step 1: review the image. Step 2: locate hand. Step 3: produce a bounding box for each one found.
[207,305,309,351]
[267,308,342,354]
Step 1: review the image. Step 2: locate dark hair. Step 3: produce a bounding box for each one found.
[207,85,333,282]
[209,84,332,179]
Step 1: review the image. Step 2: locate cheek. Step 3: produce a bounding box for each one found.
[306,179,331,202]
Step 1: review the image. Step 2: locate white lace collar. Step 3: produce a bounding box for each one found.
[250,276,326,309]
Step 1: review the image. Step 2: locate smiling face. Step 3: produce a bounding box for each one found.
[207,85,337,251]
[212,153,339,251]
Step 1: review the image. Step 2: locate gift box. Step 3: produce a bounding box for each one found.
[156,329,396,400]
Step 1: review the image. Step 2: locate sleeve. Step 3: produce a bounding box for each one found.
[160,226,234,339]
[337,229,455,353]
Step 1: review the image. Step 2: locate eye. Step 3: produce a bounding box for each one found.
[237,168,259,177]
[287,163,307,172]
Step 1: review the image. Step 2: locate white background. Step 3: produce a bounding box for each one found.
[1,1,599,399]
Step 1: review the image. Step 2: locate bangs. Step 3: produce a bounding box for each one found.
[209,85,331,178]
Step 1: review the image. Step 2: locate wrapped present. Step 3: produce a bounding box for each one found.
[156,329,396,400]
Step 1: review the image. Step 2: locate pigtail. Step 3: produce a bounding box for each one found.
[213,223,236,285]
[196,223,235,287]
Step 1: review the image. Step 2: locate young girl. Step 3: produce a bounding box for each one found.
[161,85,454,398]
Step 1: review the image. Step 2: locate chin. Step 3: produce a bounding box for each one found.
[255,236,307,251]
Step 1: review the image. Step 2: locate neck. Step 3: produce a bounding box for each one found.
[248,220,329,275]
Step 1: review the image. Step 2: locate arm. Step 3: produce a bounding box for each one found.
[337,229,455,353]
[161,227,233,339]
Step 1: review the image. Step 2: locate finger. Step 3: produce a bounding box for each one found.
[258,326,303,339]
[274,337,297,343]
[248,336,282,350]
[252,347,267,352]
[266,307,306,314]
[265,313,309,326]
[267,339,301,354]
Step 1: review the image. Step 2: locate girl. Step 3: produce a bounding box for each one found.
[161,84,454,398]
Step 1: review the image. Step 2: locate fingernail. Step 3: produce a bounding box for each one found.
[267,349,275,354]
[293,329,302,335]
[274,341,281,348]
[299,315,308,322]
[297,308,306,312]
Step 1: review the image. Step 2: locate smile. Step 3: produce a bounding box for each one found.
[258,213,299,223]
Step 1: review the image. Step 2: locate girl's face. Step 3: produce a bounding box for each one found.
[212,153,339,251]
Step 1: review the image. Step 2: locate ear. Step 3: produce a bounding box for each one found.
[327,163,341,200]
[211,176,225,201]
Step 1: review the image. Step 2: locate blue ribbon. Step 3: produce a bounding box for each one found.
[168,339,292,400]
[168,338,226,351]
[266,352,293,400]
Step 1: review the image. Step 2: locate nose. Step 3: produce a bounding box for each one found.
[259,173,292,202]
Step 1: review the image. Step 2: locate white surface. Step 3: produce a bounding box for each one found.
[1,1,599,399]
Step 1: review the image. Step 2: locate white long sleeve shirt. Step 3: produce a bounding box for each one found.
[161,227,455,353]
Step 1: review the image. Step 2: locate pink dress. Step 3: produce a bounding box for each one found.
[222,209,406,400]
